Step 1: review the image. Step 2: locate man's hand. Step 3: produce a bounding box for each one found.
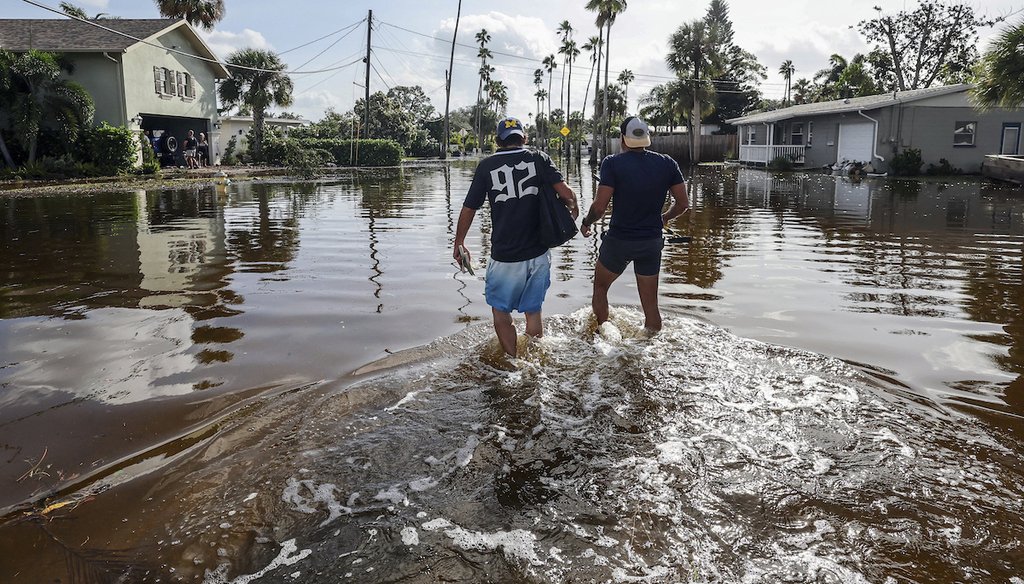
[580,221,592,238]
[453,242,468,264]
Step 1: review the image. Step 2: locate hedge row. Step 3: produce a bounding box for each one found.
[262,138,403,167]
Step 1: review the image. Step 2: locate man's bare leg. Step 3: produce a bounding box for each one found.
[636,273,662,332]
[524,311,543,338]
[492,308,518,357]
[592,261,621,325]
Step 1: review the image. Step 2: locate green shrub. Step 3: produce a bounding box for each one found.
[768,155,795,171]
[222,136,239,165]
[78,123,138,175]
[138,134,160,175]
[926,158,962,176]
[294,138,403,166]
[890,148,923,176]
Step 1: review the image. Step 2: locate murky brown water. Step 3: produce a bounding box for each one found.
[1,164,1023,582]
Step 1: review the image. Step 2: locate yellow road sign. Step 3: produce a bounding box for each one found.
[560,126,570,137]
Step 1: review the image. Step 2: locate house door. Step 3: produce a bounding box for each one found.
[1001,123,1021,155]
[837,122,874,164]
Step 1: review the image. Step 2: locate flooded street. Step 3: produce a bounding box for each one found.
[2,164,1024,582]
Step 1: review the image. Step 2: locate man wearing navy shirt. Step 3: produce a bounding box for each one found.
[454,116,579,356]
[580,116,689,333]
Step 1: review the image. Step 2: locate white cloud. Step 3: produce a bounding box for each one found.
[77,0,110,8]
[201,29,273,59]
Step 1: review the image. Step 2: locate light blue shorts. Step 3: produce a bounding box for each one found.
[485,252,551,314]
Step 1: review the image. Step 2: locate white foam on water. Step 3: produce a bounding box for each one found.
[873,428,917,458]
[203,539,311,584]
[441,525,544,566]
[401,526,419,546]
[408,477,438,492]
[281,478,351,526]
[374,486,407,505]
[421,518,453,531]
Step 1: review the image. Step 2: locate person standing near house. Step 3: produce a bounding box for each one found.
[182,130,198,169]
[579,116,690,333]
[197,132,210,167]
[454,116,579,357]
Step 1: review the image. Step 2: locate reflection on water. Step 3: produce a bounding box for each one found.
[1,166,1024,582]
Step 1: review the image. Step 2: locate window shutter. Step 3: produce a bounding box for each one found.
[164,68,174,95]
[186,74,195,98]
[176,72,184,96]
[154,66,162,95]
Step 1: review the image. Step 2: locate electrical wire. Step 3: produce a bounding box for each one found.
[278,19,365,56]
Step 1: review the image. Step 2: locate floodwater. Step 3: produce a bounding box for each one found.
[1,164,1023,583]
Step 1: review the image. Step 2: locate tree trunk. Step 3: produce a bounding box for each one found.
[692,86,702,164]
[602,21,612,160]
[589,28,603,166]
[253,108,265,160]
[565,56,572,160]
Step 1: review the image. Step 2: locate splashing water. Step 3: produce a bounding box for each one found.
[119,307,1021,583]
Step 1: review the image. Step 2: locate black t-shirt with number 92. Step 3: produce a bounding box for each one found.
[463,148,563,263]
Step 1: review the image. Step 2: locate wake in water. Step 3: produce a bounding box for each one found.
[145,308,1022,583]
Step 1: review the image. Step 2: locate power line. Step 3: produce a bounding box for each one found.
[291,21,364,72]
[278,19,365,56]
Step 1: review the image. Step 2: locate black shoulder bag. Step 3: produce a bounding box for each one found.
[535,154,578,248]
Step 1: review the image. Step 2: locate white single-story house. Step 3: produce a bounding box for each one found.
[727,84,1024,174]
[0,17,231,166]
[217,115,309,162]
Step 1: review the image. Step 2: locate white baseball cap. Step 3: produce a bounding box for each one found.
[620,116,651,148]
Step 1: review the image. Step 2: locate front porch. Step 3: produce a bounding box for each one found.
[737,145,807,166]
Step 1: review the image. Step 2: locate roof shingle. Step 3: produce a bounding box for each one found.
[0,18,178,52]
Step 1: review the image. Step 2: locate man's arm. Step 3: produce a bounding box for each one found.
[580,185,614,237]
[552,181,579,219]
[453,206,477,262]
[661,182,690,227]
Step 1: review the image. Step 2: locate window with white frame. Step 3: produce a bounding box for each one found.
[153,66,196,100]
[746,126,757,144]
[954,121,976,147]
[807,121,814,146]
[791,122,804,146]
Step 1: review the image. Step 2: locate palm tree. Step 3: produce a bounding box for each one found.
[562,39,580,158]
[218,48,293,160]
[156,0,225,30]
[474,29,491,152]
[779,59,795,105]
[580,36,601,121]
[971,18,1024,109]
[557,20,573,117]
[535,89,548,140]
[791,78,813,104]
[585,0,627,160]
[533,68,544,132]
[667,19,723,163]
[617,69,634,111]
[542,54,558,149]
[0,50,94,166]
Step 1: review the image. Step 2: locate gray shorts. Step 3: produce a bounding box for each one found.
[598,234,664,276]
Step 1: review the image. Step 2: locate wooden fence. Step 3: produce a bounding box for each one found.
[607,134,737,164]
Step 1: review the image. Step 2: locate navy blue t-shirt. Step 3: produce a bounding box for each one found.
[464,148,563,262]
[599,150,685,240]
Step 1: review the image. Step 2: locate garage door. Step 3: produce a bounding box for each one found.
[837,122,874,164]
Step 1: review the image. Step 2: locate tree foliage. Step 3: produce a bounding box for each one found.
[856,1,999,91]
[353,86,440,156]
[971,18,1024,109]
[0,49,94,165]
[155,0,225,30]
[218,48,293,160]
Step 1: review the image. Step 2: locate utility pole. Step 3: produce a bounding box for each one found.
[442,0,462,160]
[364,9,372,141]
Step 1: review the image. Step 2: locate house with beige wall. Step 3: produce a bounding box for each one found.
[0,18,230,166]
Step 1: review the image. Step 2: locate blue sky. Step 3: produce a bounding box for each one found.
[8,0,1020,120]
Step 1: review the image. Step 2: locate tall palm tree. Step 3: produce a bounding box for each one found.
[557,20,573,118]
[474,29,491,152]
[617,69,634,111]
[218,48,293,160]
[155,0,225,30]
[667,19,722,163]
[535,88,548,139]
[580,36,601,122]
[533,68,544,131]
[779,59,795,105]
[0,50,94,166]
[542,54,558,149]
[971,18,1024,109]
[585,0,627,160]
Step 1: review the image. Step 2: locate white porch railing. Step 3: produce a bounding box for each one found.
[738,145,806,165]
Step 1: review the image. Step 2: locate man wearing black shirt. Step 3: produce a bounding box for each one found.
[454,116,578,357]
